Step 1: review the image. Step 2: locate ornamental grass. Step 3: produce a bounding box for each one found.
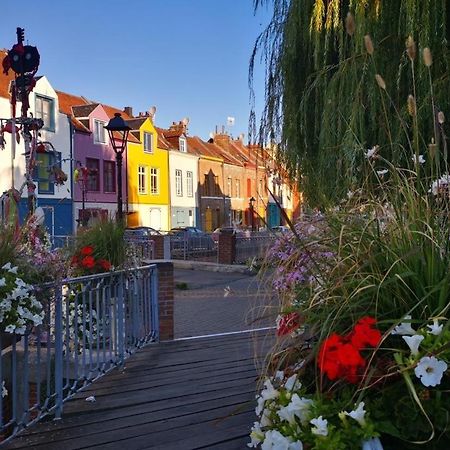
[250,35,450,450]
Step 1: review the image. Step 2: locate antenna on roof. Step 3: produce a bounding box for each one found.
[209,132,215,140]
[227,116,235,127]
[181,117,190,126]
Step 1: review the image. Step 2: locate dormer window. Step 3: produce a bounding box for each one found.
[35,95,55,131]
[179,137,187,153]
[94,120,106,144]
[144,132,154,153]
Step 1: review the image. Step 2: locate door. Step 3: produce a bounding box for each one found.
[205,208,213,232]
[149,208,162,231]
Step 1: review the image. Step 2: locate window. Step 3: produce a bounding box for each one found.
[34,151,61,194]
[93,120,106,144]
[150,168,159,194]
[35,95,54,131]
[235,179,240,198]
[175,169,183,196]
[103,161,116,193]
[214,175,220,195]
[138,166,147,194]
[186,171,193,197]
[227,177,232,197]
[179,137,187,153]
[143,132,153,153]
[203,174,210,196]
[86,158,100,191]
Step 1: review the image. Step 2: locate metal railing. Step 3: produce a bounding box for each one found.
[169,233,217,262]
[124,232,155,264]
[235,232,276,264]
[0,265,158,443]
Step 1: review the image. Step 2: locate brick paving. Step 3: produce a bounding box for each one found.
[174,268,276,339]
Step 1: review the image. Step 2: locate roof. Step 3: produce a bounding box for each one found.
[72,104,99,118]
[0,50,15,100]
[126,118,147,131]
[155,127,174,150]
[56,90,91,132]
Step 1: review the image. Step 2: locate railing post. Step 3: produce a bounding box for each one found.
[151,267,159,341]
[153,261,173,340]
[218,231,236,264]
[117,273,125,366]
[54,284,63,420]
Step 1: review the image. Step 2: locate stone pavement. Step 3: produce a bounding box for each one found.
[174,268,277,339]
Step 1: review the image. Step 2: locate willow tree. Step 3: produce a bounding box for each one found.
[251,0,450,206]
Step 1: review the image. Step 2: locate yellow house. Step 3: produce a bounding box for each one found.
[126,115,170,231]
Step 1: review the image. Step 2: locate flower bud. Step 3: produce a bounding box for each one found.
[407,95,416,116]
[364,35,374,55]
[375,74,386,90]
[438,111,445,124]
[423,47,432,67]
[406,36,416,61]
[345,12,356,36]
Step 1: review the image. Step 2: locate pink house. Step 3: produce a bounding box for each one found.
[57,91,137,228]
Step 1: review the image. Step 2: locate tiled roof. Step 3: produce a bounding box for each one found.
[155,127,173,150]
[56,90,89,115]
[126,118,146,131]
[72,104,99,118]
[0,50,15,100]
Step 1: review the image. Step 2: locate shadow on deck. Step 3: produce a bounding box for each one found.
[4,330,274,450]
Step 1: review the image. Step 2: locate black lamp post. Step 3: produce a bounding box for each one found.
[249,196,256,232]
[105,113,130,222]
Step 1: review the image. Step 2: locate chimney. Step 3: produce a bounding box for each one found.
[123,106,133,117]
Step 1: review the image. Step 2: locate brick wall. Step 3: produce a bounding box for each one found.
[154,261,174,340]
[218,232,236,265]
[151,236,165,259]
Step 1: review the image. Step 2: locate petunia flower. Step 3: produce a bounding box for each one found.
[365,146,379,159]
[414,356,447,387]
[310,416,328,436]
[402,334,424,356]
[411,154,425,165]
[376,169,388,176]
[248,422,265,448]
[261,379,280,401]
[391,315,416,335]
[362,437,384,450]
[344,401,366,426]
[261,430,303,450]
[427,319,443,336]
[284,373,301,391]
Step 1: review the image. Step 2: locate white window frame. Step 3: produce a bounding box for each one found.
[179,137,187,153]
[94,119,106,144]
[175,169,183,196]
[186,171,193,197]
[150,167,159,195]
[143,132,154,153]
[35,95,54,131]
[138,166,147,194]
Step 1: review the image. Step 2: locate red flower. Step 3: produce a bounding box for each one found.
[349,316,382,349]
[80,246,94,256]
[81,255,95,269]
[98,259,111,271]
[277,312,301,336]
[318,333,344,380]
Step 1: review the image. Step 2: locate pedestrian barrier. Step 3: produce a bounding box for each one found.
[0,265,159,444]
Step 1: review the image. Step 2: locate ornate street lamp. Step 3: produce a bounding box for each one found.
[249,196,256,232]
[104,113,130,222]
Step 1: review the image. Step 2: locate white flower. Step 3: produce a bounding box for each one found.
[414,356,448,387]
[376,169,388,176]
[248,422,265,448]
[347,190,354,199]
[429,174,450,196]
[365,146,379,159]
[5,324,15,333]
[402,334,424,356]
[310,416,328,436]
[412,154,425,165]
[261,379,280,401]
[0,277,6,287]
[2,381,7,398]
[255,395,265,416]
[284,374,301,391]
[260,408,272,427]
[391,315,416,335]
[1,262,12,271]
[261,430,302,450]
[278,394,313,425]
[362,437,384,450]
[427,319,443,336]
[345,402,366,426]
[273,371,285,382]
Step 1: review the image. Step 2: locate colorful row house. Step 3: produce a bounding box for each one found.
[0,48,300,237]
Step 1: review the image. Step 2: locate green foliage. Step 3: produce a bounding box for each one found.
[251,0,450,207]
[0,225,17,268]
[75,219,125,268]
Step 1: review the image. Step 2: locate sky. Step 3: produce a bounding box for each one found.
[0,0,272,141]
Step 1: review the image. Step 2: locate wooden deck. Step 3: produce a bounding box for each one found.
[4,330,274,450]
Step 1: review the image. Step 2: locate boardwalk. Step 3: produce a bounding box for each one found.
[4,330,274,450]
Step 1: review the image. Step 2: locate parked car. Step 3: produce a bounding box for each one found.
[125,227,162,238]
[168,227,214,251]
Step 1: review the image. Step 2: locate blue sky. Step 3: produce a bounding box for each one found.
[0,0,271,141]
